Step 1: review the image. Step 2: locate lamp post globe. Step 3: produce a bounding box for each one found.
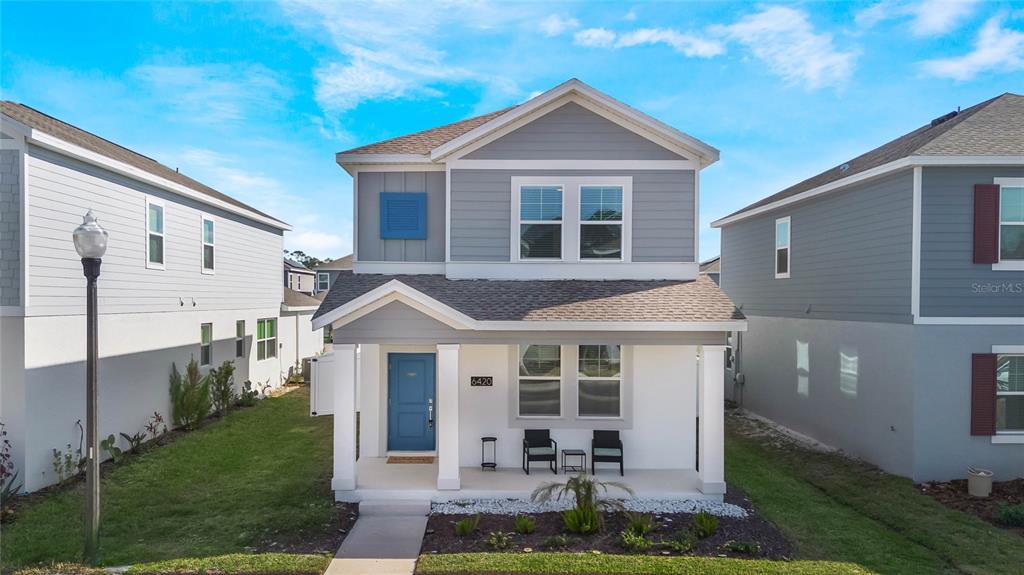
[73,210,108,260]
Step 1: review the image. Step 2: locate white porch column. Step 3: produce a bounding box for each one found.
[332,343,358,492]
[436,344,461,490]
[698,344,726,495]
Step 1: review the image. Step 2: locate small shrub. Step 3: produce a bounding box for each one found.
[692,511,719,539]
[563,505,600,534]
[99,434,124,464]
[169,360,211,430]
[723,540,762,555]
[625,511,654,536]
[1,421,22,519]
[209,360,237,416]
[541,534,570,550]
[454,514,480,537]
[618,529,652,553]
[120,431,146,453]
[659,530,696,554]
[514,514,536,534]
[237,380,261,407]
[486,531,513,550]
[144,412,168,444]
[998,503,1024,527]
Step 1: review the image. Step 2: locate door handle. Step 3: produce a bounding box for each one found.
[427,398,434,429]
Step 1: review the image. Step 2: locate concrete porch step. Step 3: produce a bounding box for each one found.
[357,498,431,517]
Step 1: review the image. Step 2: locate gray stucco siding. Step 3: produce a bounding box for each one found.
[464,102,685,161]
[721,169,914,323]
[357,171,445,262]
[449,169,695,263]
[919,166,1024,318]
[0,149,20,307]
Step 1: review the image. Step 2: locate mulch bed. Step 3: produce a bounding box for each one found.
[919,478,1024,536]
[251,501,360,555]
[420,488,793,560]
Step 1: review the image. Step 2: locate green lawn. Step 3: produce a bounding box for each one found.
[1,387,335,571]
[416,553,871,574]
[725,414,1024,575]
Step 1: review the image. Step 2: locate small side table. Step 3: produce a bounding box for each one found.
[561,449,586,474]
[481,436,497,470]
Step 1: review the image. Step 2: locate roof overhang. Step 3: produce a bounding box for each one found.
[282,304,319,313]
[711,154,1024,228]
[311,279,747,333]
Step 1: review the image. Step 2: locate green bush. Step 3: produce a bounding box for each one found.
[486,531,513,550]
[169,360,211,431]
[454,514,480,537]
[514,514,536,534]
[625,511,654,536]
[209,361,237,416]
[659,530,696,554]
[100,434,124,464]
[619,529,652,553]
[562,505,600,534]
[723,539,762,555]
[540,534,570,550]
[692,511,719,539]
[997,503,1024,527]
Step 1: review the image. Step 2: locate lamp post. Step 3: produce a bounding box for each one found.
[73,210,108,563]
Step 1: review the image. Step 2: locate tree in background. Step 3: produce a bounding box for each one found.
[284,249,325,269]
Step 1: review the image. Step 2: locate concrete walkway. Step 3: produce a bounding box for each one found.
[324,499,430,575]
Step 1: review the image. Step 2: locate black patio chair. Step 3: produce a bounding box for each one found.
[591,430,624,476]
[522,429,557,475]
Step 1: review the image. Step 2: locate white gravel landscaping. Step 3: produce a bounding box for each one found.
[431,498,747,518]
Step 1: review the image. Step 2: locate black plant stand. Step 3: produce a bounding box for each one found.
[481,436,497,470]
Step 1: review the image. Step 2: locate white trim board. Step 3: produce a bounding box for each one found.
[353,261,445,275]
[448,159,697,170]
[915,316,1024,325]
[911,167,922,320]
[444,261,697,280]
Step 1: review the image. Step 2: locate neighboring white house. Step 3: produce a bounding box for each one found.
[0,102,304,492]
[284,256,316,295]
[310,79,745,502]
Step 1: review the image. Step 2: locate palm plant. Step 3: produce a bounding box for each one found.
[532,473,634,532]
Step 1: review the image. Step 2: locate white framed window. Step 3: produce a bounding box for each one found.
[997,354,1024,433]
[579,186,624,260]
[235,320,245,358]
[146,198,165,269]
[200,323,212,367]
[201,216,215,273]
[317,272,330,292]
[517,344,561,417]
[577,345,622,418]
[517,185,563,260]
[775,216,791,279]
[997,180,1024,267]
[256,318,277,361]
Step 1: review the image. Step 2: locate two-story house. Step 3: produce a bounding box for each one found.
[0,102,294,492]
[311,79,745,501]
[713,93,1023,482]
[284,257,315,295]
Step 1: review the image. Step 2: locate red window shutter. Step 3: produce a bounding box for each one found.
[971,353,997,436]
[973,184,1000,264]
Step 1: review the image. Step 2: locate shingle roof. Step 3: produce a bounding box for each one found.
[699,257,720,274]
[314,273,743,323]
[284,257,311,271]
[315,254,353,270]
[1,101,286,226]
[722,93,1024,220]
[283,287,320,308]
[339,107,516,156]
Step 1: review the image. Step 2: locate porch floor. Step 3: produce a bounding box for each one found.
[338,457,715,502]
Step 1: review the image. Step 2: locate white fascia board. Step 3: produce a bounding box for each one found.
[335,153,433,164]
[448,159,698,170]
[282,304,319,313]
[25,129,292,231]
[911,155,1024,166]
[916,316,1024,325]
[311,280,476,331]
[477,320,747,332]
[430,79,719,165]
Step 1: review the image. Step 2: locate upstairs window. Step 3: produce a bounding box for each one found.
[997,355,1024,433]
[580,186,623,260]
[200,323,212,367]
[519,186,563,259]
[235,320,245,358]
[518,344,561,416]
[1000,186,1024,261]
[317,272,330,292]
[146,199,164,269]
[202,217,215,273]
[775,216,791,279]
[578,345,622,418]
[257,318,277,361]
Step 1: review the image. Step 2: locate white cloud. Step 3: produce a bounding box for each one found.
[287,230,346,253]
[855,1,979,36]
[624,8,638,22]
[616,28,724,57]
[574,28,617,47]
[714,6,857,89]
[920,14,1024,80]
[540,14,579,37]
[130,63,290,123]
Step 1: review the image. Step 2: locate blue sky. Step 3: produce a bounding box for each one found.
[2,1,1022,261]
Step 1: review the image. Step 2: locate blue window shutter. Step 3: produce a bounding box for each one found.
[380,192,427,239]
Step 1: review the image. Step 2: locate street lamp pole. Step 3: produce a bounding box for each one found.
[73,210,108,564]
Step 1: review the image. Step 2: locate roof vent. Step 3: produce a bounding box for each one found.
[839,163,850,173]
[930,110,958,127]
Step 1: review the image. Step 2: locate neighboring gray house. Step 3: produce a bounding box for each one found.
[313,254,352,295]
[310,79,745,502]
[713,93,1024,482]
[699,256,720,285]
[284,257,315,295]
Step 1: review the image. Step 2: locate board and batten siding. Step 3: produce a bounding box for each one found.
[919,166,1024,318]
[721,169,914,323]
[356,171,445,262]
[449,169,695,262]
[0,149,20,307]
[463,102,685,161]
[24,145,283,316]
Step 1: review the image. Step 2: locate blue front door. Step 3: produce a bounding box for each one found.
[387,353,436,451]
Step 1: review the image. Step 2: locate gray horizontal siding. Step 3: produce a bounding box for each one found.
[25,145,283,316]
[449,169,694,262]
[464,102,684,161]
[357,171,445,262]
[920,166,1024,318]
[721,169,914,323]
[0,149,20,307]
[333,300,725,345]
